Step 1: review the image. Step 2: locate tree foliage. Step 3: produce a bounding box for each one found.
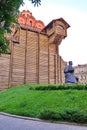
[29,0,41,6]
[0,0,41,54]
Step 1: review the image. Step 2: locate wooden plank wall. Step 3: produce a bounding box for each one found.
[57,56,66,84]
[10,28,62,85]
[26,31,38,84]
[57,55,61,84]
[0,54,10,90]
[39,34,48,84]
[0,28,66,89]
[10,28,65,87]
[49,44,56,84]
[60,57,66,84]
[55,54,58,84]
[10,29,26,86]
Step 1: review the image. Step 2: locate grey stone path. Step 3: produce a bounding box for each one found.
[0,113,87,130]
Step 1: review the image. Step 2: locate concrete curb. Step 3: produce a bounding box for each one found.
[0,112,87,127]
[0,112,41,122]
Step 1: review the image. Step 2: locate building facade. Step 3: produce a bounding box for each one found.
[0,10,70,90]
[74,64,87,84]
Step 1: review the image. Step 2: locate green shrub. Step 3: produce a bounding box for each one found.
[39,109,87,123]
[35,84,87,90]
[39,110,56,120]
[59,109,87,123]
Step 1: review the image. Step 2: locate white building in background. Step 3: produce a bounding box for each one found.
[74,64,87,84]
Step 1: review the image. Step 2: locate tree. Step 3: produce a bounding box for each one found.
[0,0,41,54]
[29,0,41,6]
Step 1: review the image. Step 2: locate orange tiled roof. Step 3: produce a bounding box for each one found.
[18,10,45,31]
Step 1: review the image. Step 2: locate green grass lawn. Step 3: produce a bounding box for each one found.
[0,84,87,123]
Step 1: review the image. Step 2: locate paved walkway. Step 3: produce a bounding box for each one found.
[0,112,87,130]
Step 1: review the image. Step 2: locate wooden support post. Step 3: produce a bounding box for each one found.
[48,44,50,84]
[8,42,14,88]
[54,54,56,84]
[37,33,40,84]
[24,29,28,84]
[60,56,62,84]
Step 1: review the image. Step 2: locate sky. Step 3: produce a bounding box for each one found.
[20,0,87,66]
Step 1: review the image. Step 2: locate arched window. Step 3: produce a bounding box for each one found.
[30,21,32,26]
[57,24,64,29]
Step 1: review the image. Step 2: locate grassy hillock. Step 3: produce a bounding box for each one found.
[0,84,87,124]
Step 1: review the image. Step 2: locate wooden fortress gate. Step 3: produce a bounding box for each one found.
[0,10,70,89]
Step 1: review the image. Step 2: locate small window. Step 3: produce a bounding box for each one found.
[57,24,64,29]
[30,21,32,26]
